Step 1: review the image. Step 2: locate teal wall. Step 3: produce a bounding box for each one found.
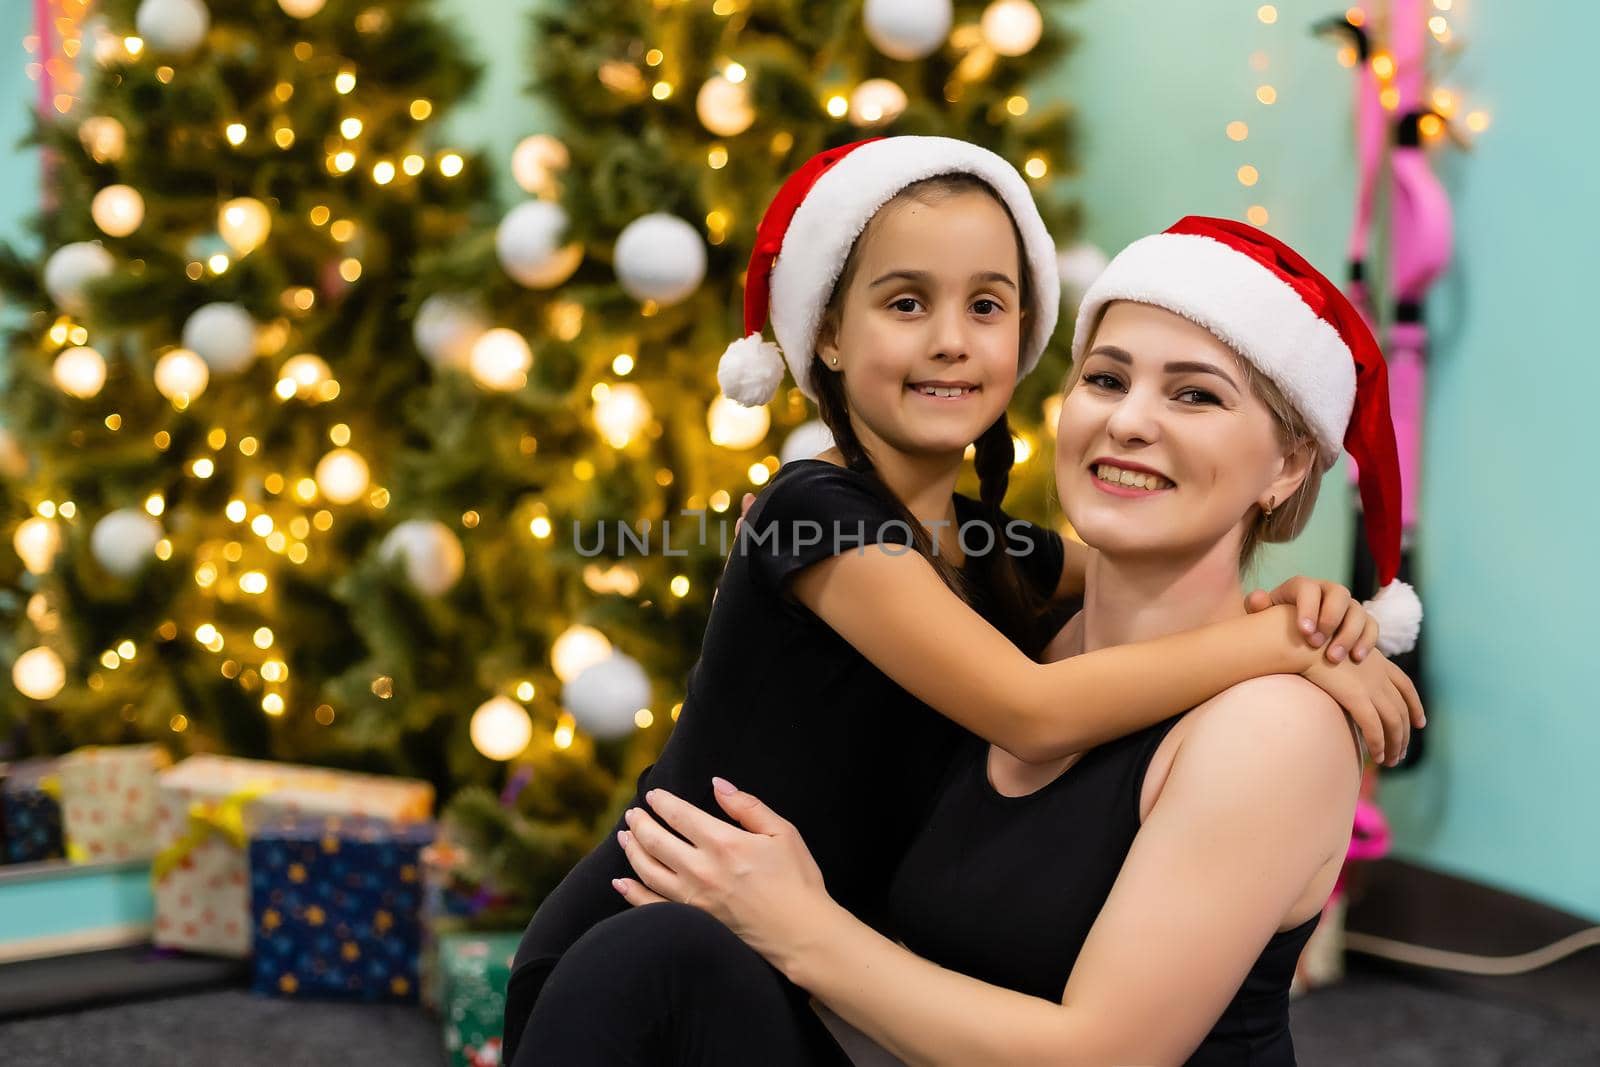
[0,0,37,249]
[3,1,1594,919]
[1051,0,1597,920]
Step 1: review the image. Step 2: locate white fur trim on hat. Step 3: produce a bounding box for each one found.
[768,136,1060,402]
[1070,232,1357,466]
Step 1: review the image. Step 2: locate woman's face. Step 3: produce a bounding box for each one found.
[819,190,1022,459]
[1055,301,1312,562]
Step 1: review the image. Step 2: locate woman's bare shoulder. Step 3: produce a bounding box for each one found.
[1183,674,1357,782]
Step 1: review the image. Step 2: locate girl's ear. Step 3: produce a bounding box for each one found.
[817,320,840,367]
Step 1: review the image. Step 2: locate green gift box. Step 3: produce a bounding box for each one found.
[438,931,520,1067]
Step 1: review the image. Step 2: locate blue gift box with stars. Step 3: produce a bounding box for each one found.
[248,813,436,1001]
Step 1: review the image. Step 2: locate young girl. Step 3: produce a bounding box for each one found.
[501,140,1421,1062]
[567,216,1424,1065]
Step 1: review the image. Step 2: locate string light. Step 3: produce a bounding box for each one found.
[226,122,247,145]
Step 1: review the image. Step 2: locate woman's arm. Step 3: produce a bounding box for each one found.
[795,544,1417,764]
[616,676,1361,1066]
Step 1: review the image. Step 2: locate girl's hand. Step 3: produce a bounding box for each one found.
[612,778,830,961]
[734,492,756,538]
[1301,650,1424,767]
[1246,576,1381,664]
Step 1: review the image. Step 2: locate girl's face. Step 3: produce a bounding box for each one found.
[1055,301,1313,562]
[819,190,1022,459]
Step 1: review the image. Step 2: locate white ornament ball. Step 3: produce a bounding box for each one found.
[154,348,209,404]
[277,0,326,18]
[13,517,61,575]
[613,213,706,307]
[12,646,66,701]
[182,302,258,376]
[53,346,107,399]
[79,116,127,163]
[496,201,583,289]
[413,294,486,370]
[708,394,771,450]
[849,79,909,127]
[91,185,144,238]
[563,651,651,741]
[696,75,755,138]
[218,197,272,256]
[551,624,613,684]
[864,0,952,61]
[380,519,465,597]
[316,448,370,505]
[1056,241,1110,308]
[592,383,652,448]
[469,696,532,761]
[781,419,836,466]
[511,134,570,199]
[43,241,115,316]
[135,0,211,56]
[469,328,533,392]
[91,508,163,578]
[981,0,1044,57]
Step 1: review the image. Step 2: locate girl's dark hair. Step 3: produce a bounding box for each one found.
[810,174,1052,656]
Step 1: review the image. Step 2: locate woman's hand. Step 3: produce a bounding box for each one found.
[1301,649,1424,767]
[612,778,831,962]
[1245,576,1380,664]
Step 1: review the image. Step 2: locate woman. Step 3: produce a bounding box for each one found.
[557,216,1423,1064]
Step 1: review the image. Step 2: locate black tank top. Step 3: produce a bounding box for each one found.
[886,716,1319,1065]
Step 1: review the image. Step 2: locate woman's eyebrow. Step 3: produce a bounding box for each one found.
[1087,346,1239,390]
[868,269,1017,292]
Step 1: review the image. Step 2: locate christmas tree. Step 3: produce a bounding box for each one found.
[0,0,491,783]
[432,0,1084,923]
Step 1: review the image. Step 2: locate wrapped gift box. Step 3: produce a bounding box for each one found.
[59,744,172,863]
[153,754,433,957]
[250,814,435,1002]
[438,931,521,1067]
[1,759,64,865]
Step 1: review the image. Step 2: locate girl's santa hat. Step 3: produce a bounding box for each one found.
[1072,216,1421,655]
[717,136,1061,407]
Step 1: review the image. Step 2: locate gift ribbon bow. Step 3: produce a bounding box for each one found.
[151,783,271,883]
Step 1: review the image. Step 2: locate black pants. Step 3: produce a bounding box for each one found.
[514,901,853,1065]
[503,808,635,1064]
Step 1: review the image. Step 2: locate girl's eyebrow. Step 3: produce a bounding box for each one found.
[1087,345,1240,390]
[868,269,1017,292]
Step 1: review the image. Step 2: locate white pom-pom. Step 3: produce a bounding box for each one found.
[717,333,786,407]
[1362,580,1422,656]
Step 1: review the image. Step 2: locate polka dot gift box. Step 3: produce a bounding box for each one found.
[153,755,433,958]
[58,744,172,863]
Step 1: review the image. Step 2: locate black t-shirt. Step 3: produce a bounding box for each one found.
[638,458,1065,926]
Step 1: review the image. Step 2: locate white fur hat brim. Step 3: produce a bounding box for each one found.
[1069,231,1357,466]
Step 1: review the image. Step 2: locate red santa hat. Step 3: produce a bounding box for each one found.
[717,136,1061,407]
[1071,215,1421,655]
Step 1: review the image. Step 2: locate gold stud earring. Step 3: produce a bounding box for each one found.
[830,357,839,367]
[1263,496,1276,521]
